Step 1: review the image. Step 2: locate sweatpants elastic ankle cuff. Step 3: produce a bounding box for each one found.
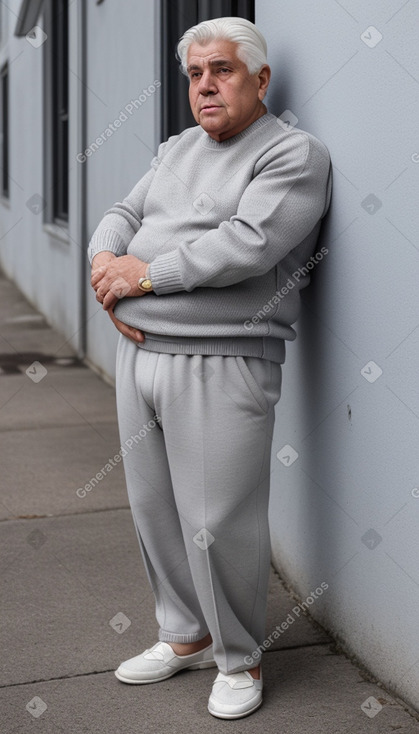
[159,632,208,644]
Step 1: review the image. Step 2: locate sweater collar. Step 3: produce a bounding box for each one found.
[201,111,276,149]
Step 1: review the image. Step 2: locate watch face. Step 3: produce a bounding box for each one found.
[140,278,152,290]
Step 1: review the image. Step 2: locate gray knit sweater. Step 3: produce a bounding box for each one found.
[88,112,332,364]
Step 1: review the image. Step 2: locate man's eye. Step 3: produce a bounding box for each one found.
[218,68,230,73]
[191,72,201,79]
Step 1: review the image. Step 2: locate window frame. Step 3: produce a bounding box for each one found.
[0,61,9,198]
[43,0,69,225]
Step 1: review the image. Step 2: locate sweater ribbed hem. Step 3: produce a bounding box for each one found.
[135,332,286,364]
[87,229,127,264]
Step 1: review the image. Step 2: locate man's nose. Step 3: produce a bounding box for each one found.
[197,69,217,94]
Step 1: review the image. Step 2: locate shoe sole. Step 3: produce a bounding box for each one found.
[115,659,217,684]
[208,697,263,719]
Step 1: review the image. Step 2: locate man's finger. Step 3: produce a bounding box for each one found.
[126,326,145,343]
[108,309,145,343]
[103,291,119,311]
[91,266,107,287]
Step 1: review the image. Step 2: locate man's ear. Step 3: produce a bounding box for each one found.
[257,64,271,100]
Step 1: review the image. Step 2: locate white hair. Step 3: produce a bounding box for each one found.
[177,17,268,76]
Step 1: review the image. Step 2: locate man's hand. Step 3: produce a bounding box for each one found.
[91,254,150,311]
[90,252,146,342]
[91,251,120,309]
[108,307,145,344]
[91,251,117,271]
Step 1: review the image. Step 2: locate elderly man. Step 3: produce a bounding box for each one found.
[89,16,331,720]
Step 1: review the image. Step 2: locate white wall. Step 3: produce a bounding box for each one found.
[257,0,419,710]
[85,0,160,379]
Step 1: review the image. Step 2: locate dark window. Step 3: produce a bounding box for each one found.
[161,1,255,140]
[0,63,9,197]
[51,0,69,221]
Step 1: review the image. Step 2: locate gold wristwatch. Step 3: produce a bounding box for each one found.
[138,267,153,292]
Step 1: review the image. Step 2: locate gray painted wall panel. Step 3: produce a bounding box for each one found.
[85,0,160,378]
[256,0,419,710]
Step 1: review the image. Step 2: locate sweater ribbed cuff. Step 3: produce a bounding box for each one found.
[149,251,185,295]
[87,229,128,264]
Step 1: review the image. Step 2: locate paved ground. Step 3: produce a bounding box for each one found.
[0,269,418,733]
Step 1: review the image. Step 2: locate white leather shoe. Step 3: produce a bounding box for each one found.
[208,670,263,719]
[115,641,216,684]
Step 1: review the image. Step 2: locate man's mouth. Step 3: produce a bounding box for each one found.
[201,104,221,111]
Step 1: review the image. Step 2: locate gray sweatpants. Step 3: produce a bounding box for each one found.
[115,335,282,675]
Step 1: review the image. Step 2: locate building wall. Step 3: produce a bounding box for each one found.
[256,0,419,710]
[0,0,83,347]
[0,0,160,375]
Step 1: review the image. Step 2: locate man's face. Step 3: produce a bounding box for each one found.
[186,39,270,142]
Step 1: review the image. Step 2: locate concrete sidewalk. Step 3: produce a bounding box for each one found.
[0,270,418,734]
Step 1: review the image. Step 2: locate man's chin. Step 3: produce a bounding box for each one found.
[199,119,228,140]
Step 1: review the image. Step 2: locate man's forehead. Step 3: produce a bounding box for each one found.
[186,39,240,66]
